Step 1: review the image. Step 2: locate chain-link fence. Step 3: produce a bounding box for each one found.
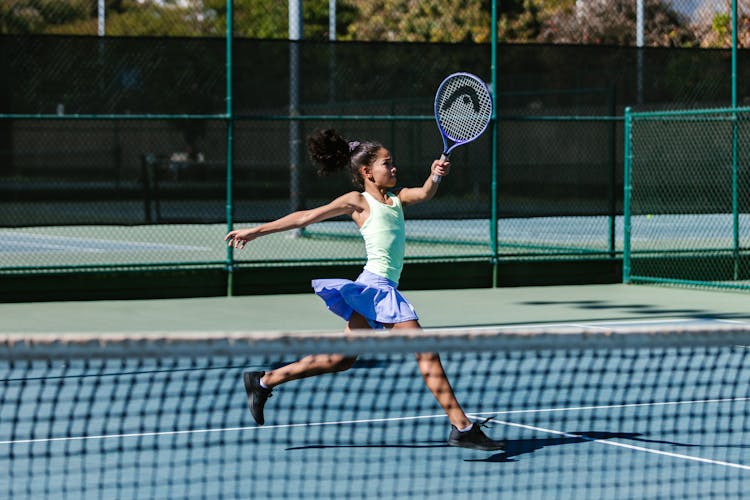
[1,0,749,294]
[624,107,750,290]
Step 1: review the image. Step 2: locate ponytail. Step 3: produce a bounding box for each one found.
[307,129,383,189]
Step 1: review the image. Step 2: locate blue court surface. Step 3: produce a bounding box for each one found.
[2,312,750,499]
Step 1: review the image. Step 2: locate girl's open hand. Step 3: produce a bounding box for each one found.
[225,229,258,249]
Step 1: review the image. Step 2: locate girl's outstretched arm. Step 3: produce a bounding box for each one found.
[225,191,365,249]
[398,158,450,206]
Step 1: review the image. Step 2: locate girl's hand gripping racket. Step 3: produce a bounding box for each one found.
[432,72,494,183]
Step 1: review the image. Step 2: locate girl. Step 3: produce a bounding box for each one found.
[225,129,504,451]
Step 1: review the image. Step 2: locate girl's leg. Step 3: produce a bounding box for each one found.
[244,312,370,425]
[259,312,370,388]
[392,319,472,430]
[394,319,505,450]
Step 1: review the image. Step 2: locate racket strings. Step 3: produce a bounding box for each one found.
[436,76,492,141]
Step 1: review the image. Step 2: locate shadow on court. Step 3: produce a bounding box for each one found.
[466,431,702,463]
[283,431,698,458]
[285,442,448,451]
[518,299,738,318]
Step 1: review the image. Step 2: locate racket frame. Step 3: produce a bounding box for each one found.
[432,72,493,183]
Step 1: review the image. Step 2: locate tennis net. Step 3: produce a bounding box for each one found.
[2,326,750,499]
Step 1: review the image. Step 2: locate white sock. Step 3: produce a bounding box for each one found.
[457,423,474,433]
[259,379,270,390]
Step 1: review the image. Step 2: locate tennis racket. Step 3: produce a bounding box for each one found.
[432,72,494,183]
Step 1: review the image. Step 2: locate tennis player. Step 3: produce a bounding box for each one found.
[226,129,505,451]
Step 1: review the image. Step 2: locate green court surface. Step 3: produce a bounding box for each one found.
[3,213,742,269]
[2,283,749,334]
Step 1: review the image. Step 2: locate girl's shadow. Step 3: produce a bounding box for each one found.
[465,431,697,462]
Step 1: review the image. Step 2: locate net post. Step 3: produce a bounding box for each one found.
[622,107,632,284]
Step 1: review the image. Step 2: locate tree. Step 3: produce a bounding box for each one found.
[2,0,735,48]
[1,0,89,34]
[690,1,750,48]
[535,0,697,47]
[1,0,355,39]
[497,0,574,43]
[342,0,492,43]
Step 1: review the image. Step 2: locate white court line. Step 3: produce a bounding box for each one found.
[565,318,702,331]
[3,396,748,451]
[484,419,750,471]
[430,318,697,332]
[0,231,210,252]
[469,396,750,417]
[432,317,750,334]
[0,239,107,253]
[0,414,448,446]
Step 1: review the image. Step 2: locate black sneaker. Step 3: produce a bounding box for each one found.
[243,371,272,425]
[448,419,506,451]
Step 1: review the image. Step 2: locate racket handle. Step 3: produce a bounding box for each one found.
[432,153,449,183]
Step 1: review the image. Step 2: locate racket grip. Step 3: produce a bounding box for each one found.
[432,153,449,183]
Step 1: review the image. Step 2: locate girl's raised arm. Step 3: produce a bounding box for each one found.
[398,159,450,206]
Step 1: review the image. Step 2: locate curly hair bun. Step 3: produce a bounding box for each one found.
[307,129,350,175]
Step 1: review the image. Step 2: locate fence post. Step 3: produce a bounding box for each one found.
[607,81,617,258]
[732,0,739,280]
[622,107,632,284]
[490,0,499,287]
[225,0,235,296]
[289,0,304,237]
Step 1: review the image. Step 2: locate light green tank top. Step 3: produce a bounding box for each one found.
[360,191,406,284]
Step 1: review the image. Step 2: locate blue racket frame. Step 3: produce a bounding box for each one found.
[432,72,493,182]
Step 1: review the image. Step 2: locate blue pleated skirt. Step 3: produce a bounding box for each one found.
[312,270,418,328]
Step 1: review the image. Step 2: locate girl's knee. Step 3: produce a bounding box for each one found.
[415,352,440,362]
[328,354,357,372]
[346,312,371,331]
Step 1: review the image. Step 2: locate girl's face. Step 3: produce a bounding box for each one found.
[365,148,397,188]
